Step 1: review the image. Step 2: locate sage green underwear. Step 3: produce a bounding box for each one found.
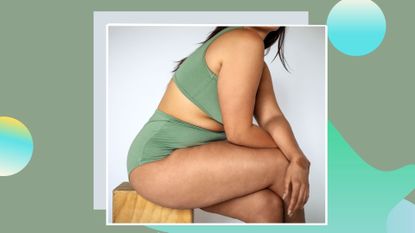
[127,109,226,178]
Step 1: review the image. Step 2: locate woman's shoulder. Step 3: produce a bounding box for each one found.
[221,27,264,49]
[218,28,264,61]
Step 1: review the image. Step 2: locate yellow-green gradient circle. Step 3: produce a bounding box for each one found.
[0,116,33,176]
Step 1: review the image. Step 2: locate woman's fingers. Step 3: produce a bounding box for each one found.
[282,177,290,200]
[288,182,300,216]
[293,185,305,212]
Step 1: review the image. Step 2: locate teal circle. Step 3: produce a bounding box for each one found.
[0,116,34,176]
[327,0,386,56]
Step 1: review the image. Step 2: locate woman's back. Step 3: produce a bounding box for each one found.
[157,26,248,132]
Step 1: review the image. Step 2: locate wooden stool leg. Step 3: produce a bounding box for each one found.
[112,182,193,223]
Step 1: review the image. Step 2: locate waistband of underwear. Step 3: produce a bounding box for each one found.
[149,109,226,134]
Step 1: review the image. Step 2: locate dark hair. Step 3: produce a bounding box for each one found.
[171,26,289,73]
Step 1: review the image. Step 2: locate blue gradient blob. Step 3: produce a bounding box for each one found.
[327,0,386,56]
[0,116,34,176]
[387,199,415,233]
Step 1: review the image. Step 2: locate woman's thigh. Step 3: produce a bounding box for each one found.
[201,188,284,223]
[129,139,289,209]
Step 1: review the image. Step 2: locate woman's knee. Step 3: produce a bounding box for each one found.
[263,148,290,197]
[245,190,284,223]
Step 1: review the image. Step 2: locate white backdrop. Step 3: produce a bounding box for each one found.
[107,25,326,223]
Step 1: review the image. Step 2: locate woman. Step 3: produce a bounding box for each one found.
[126,26,311,223]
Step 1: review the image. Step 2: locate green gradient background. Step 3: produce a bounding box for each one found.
[0,0,414,232]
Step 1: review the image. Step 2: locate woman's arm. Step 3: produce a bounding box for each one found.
[230,124,279,148]
[217,28,310,215]
[254,63,310,216]
[217,29,278,148]
[254,63,308,162]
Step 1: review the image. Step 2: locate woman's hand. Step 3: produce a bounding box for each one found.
[282,156,310,216]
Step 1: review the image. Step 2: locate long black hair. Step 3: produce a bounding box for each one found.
[171,26,289,73]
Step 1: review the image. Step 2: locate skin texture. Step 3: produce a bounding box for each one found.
[129,27,310,223]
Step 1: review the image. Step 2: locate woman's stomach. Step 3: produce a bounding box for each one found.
[157,78,225,133]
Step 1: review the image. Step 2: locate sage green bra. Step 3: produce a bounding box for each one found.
[172,26,242,124]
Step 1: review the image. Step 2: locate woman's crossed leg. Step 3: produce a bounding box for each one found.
[129,140,305,223]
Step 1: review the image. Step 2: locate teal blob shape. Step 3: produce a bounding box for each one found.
[147,121,415,232]
[327,0,387,56]
[0,116,34,176]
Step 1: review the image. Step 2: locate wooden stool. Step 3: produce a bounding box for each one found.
[112,182,194,223]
